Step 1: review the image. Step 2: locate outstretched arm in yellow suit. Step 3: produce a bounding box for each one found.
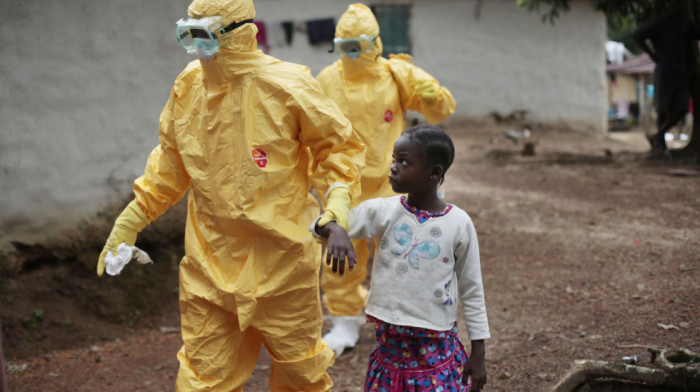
[388,58,456,124]
[97,88,191,276]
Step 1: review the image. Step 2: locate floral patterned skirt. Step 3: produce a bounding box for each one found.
[364,316,470,392]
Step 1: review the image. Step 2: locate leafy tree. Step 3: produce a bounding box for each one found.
[517,0,700,160]
[517,0,693,25]
[607,13,641,54]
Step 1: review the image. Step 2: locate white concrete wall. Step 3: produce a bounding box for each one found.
[409,0,607,132]
[0,0,605,250]
[0,0,190,250]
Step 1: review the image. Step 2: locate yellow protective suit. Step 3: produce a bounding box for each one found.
[316,3,456,317]
[118,0,364,390]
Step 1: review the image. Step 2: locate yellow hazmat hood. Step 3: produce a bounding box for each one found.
[336,3,379,38]
[187,0,257,53]
[336,3,383,74]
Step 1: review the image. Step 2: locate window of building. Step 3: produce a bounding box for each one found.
[371,4,412,57]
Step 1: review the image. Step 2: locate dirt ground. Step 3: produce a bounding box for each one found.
[2,123,699,392]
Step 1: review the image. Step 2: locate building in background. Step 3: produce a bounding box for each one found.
[605,53,654,131]
[0,0,606,252]
[256,0,606,132]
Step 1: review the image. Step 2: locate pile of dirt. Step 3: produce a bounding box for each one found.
[0,201,186,360]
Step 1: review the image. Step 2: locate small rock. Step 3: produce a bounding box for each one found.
[7,363,28,373]
[159,326,180,334]
[657,323,679,330]
[668,168,700,177]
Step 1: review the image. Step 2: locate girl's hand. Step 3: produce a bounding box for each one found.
[463,340,487,391]
[316,221,356,276]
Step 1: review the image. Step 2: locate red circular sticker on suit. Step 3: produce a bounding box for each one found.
[384,109,393,123]
[251,148,268,168]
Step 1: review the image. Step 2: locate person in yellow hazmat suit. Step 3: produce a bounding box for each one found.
[316,3,456,357]
[96,0,365,390]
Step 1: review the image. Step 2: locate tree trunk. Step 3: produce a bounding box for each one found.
[676,0,700,161]
[551,349,700,392]
[551,360,672,392]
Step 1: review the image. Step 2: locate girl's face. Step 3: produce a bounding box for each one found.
[388,135,433,194]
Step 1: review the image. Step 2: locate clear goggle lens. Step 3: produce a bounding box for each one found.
[333,35,376,59]
[175,16,227,52]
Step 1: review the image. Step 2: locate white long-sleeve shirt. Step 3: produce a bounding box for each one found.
[348,196,490,340]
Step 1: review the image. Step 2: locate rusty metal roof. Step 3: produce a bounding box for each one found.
[606,53,655,74]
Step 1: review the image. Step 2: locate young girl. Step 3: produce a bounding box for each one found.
[315,125,490,391]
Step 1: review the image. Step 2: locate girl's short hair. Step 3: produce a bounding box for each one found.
[402,125,455,183]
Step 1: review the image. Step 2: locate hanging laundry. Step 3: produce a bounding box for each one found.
[254,20,269,53]
[306,18,335,44]
[282,21,294,45]
[268,21,286,48]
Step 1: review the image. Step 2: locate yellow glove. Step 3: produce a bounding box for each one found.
[414,79,438,103]
[317,186,351,232]
[97,200,151,276]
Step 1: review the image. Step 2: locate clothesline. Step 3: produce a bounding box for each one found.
[254,18,336,53]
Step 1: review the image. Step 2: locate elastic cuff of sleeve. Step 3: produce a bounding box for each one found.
[308,216,324,238]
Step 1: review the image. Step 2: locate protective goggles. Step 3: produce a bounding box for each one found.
[330,35,376,59]
[175,16,253,52]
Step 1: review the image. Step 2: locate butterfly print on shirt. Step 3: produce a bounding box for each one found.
[391,222,441,269]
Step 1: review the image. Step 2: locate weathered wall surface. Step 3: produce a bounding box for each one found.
[0,0,191,252]
[258,0,607,132]
[0,0,605,251]
[410,0,607,132]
